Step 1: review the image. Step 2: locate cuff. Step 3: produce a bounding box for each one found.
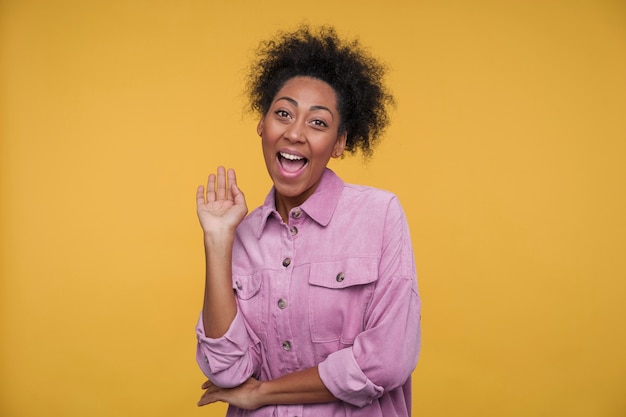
[318,348,384,408]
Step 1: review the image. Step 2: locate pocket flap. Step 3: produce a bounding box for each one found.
[309,258,378,289]
[232,272,262,300]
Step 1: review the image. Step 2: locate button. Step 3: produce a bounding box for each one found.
[291,208,302,219]
[204,355,209,363]
[277,298,287,309]
[282,341,292,351]
[289,226,298,236]
[282,258,291,267]
[336,272,345,282]
[235,281,243,290]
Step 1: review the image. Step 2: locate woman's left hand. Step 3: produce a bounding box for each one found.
[198,378,263,410]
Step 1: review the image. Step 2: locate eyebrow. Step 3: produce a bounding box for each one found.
[275,96,335,117]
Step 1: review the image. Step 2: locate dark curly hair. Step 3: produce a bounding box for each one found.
[245,25,394,157]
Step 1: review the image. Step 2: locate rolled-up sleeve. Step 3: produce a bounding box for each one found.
[196,309,260,388]
[318,197,421,407]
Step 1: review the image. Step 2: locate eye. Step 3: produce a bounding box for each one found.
[275,109,291,119]
[311,119,328,128]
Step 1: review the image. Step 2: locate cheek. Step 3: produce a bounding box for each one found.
[317,138,341,157]
[261,130,278,148]
[261,140,275,159]
[261,123,283,143]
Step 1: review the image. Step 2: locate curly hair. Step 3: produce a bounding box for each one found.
[245,25,394,157]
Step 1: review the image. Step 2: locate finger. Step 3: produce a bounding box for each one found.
[206,173,216,203]
[227,168,237,201]
[196,185,205,207]
[198,380,219,407]
[198,390,216,407]
[216,166,227,200]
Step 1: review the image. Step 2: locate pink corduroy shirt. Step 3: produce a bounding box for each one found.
[196,168,421,417]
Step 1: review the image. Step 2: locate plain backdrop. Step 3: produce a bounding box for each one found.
[1,0,625,416]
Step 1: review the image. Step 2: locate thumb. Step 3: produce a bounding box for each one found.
[231,183,247,208]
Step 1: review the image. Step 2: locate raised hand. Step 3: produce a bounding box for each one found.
[196,166,248,237]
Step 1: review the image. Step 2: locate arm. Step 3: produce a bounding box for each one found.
[198,366,336,409]
[319,278,420,405]
[196,166,248,337]
[196,168,265,387]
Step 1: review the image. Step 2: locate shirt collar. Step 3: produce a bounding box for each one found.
[256,168,344,238]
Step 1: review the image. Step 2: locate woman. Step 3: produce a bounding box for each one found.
[195,25,421,416]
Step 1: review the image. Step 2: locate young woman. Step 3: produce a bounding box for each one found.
[195,25,421,416]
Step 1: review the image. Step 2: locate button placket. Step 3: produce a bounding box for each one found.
[275,208,298,363]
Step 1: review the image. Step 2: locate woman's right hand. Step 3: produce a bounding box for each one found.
[196,166,248,238]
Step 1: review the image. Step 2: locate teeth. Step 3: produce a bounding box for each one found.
[280,152,304,161]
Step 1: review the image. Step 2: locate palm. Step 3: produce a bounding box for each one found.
[197,167,248,234]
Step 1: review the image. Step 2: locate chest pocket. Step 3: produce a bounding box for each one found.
[308,258,378,344]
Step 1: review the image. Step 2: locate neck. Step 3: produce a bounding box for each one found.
[275,194,304,223]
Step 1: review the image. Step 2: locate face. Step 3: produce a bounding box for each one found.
[258,76,346,218]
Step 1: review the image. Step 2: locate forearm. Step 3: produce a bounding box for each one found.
[198,365,336,409]
[256,366,336,407]
[202,232,237,338]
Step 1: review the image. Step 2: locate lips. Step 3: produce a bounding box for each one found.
[278,151,308,173]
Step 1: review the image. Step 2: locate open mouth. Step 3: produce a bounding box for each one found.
[278,152,308,173]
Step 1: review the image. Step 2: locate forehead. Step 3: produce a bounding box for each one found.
[273,76,338,109]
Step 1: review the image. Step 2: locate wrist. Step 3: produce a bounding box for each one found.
[248,379,268,410]
[203,229,235,247]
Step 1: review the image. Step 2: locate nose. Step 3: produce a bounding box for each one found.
[284,120,306,143]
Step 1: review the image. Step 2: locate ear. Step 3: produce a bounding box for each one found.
[332,131,347,158]
[257,118,264,137]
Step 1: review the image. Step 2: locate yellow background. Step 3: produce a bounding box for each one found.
[1,0,625,416]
